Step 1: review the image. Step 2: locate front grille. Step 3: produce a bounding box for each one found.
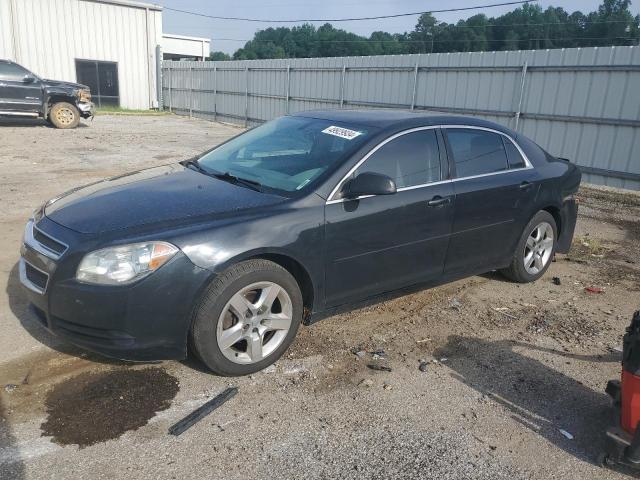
[24,262,49,291]
[33,226,67,257]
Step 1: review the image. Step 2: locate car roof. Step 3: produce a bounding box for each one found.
[292,109,513,135]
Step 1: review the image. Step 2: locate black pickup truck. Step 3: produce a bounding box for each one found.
[0,59,94,129]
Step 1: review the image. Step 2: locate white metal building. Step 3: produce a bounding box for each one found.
[162,34,210,61]
[0,0,163,109]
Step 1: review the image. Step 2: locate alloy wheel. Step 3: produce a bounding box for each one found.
[523,221,554,275]
[216,281,293,364]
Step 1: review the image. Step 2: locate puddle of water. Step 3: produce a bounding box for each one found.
[40,367,179,448]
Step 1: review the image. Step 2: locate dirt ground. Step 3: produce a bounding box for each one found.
[1,114,639,480]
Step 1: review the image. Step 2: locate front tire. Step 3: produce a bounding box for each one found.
[49,102,80,129]
[190,260,303,376]
[501,210,557,283]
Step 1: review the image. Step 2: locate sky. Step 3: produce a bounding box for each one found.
[158,0,640,54]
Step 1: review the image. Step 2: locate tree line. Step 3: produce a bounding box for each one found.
[208,0,640,61]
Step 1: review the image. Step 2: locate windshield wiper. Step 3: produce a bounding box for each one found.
[182,159,263,192]
[210,171,263,192]
[182,158,208,174]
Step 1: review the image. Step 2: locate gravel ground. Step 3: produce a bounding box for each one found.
[1,114,639,480]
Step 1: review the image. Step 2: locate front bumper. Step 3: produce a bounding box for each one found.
[77,101,95,118]
[19,217,211,361]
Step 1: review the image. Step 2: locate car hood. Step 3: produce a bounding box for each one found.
[44,165,286,234]
[42,79,88,90]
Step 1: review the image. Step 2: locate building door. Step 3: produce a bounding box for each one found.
[76,60,119,107]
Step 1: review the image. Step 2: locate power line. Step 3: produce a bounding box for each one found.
[212,36,640,44]
[164,0,534,24]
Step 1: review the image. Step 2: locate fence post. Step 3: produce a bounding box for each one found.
[213,64,217,122]
[168,66,172,112]
[286,64,291,114]
[514,61,528,132]
[339,65,346,108]
[245,66,249,127]
[411,59,419,110]
[189,65,193,118]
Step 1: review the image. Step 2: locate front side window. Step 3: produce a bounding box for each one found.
[447,129,508,178]
[197,116,373,194]
[353,129,441,189]
[0,62,30,81]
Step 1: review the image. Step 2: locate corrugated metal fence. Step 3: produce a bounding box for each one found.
[162,47,640,190]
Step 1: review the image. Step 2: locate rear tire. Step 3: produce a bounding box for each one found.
[190,260,303,376]
[49,102,80,129]
[501,210,557,283]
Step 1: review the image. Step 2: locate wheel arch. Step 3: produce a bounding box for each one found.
[205,248,317,322]
[541,205,562,237]
[46,95,77,114]
[245,252,315,321]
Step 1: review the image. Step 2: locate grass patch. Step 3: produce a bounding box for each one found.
[96,107,170,116]
[573,235,606,256]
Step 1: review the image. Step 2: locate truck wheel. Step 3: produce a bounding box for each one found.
[49,102,80,129]
[190,260,303,376]
[500,210,557,283]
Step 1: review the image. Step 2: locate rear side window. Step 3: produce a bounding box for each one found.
[0,62,29,81]
[355,129,440,189]
[504,137,527,169]
[446,129,508,178]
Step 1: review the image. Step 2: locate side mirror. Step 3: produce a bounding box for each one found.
[342,172,397,199]
[23,74,36,84]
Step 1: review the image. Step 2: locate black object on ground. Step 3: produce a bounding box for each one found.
[552,277,561,285]
[367,364,392,372]
[419,361,429,372]
[169,387,238,436]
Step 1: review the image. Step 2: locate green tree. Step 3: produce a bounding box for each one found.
[227,1,640,59]
[208,51,230,61]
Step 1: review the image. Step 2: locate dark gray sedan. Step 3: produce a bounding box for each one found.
[19,110,581,375]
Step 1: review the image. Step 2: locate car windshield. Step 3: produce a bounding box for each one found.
[196,116,373,194]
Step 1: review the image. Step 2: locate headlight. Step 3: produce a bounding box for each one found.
[76,242,178,285]
[78,89,91,102]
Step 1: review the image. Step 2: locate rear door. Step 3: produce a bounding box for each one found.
[324,127,454,307]
[442,127,538,275]
[0,62,42,113]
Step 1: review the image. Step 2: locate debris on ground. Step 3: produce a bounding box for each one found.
[419,361,429,372]
[559,429,574,440]
[169,387,238,436]
[370,349,386,359]
[4,383,17,393]
[367,364,392,372]
[553,277,561,285]
[358,379,374,388]
[383,382,393,391]
[585,286,605,294]
[450,298,462,311]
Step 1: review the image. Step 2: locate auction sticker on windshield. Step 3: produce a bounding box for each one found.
[321,125,363,140]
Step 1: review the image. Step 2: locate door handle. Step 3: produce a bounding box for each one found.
[427,196,451,207]
[519,181,533,190]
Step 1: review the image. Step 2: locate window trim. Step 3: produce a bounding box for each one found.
[441,125,533,181]
[326,124,533,204]
[326,126,442,204]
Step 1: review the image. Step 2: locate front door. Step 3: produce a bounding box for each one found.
[324,128,454,308]
[442,127,539,275]
[0,62,42,113]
